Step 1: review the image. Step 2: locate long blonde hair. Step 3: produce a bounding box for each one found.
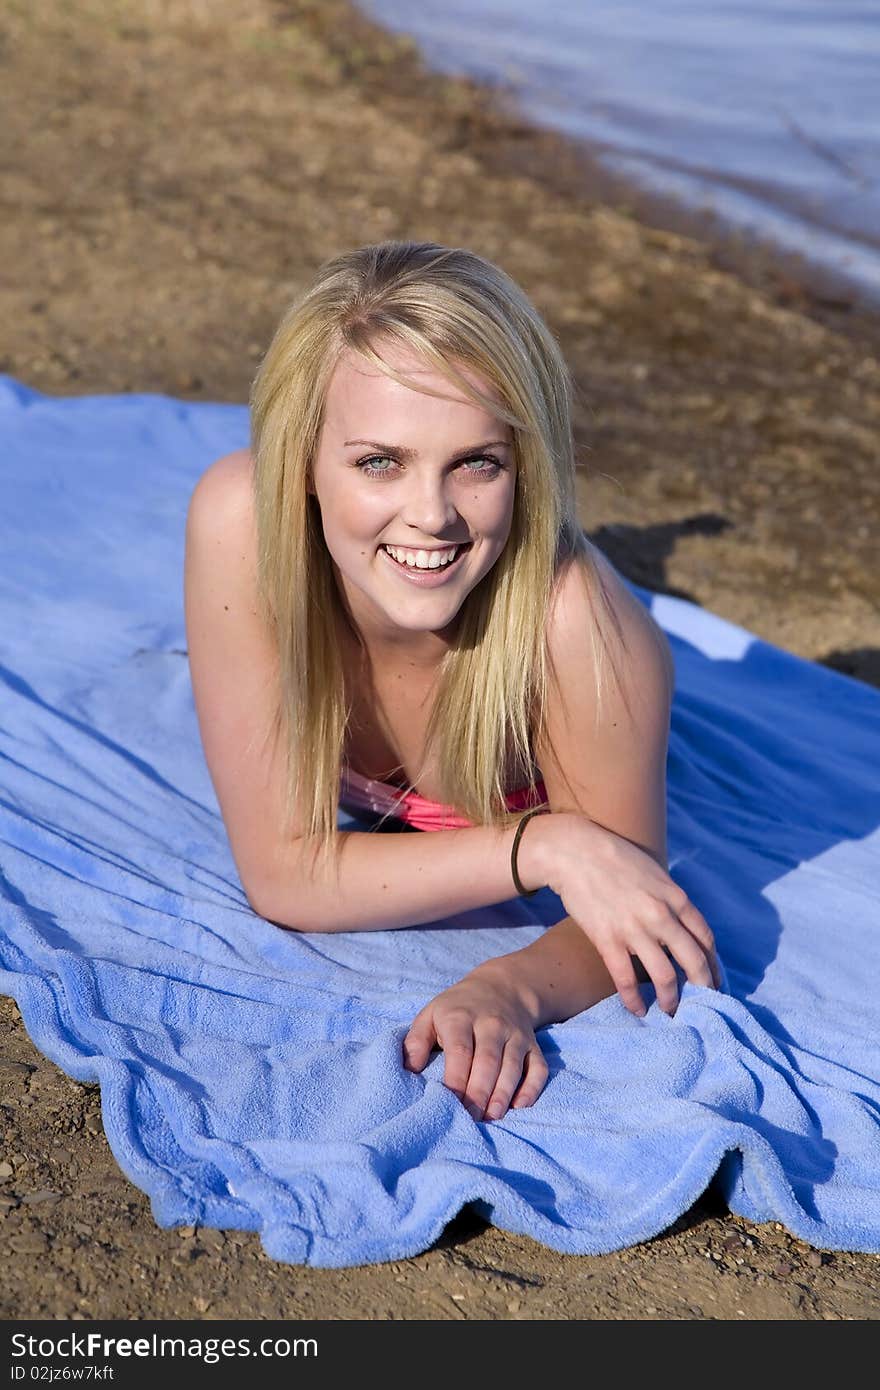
[250,240,622,883]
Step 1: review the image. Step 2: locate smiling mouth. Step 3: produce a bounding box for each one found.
[379,542,472,572]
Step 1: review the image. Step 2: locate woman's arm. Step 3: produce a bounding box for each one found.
[402,912,650,1122]
[403,549,718,1120]
[479,913,617,1030]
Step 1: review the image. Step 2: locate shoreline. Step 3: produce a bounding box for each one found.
[1,0,878,1321]
[351,3,880,351]
[501,118,880,349]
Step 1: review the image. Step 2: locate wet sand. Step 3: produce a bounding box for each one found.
[1,0,878,1320]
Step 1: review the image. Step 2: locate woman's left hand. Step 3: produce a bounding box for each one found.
[402,962,548,1122]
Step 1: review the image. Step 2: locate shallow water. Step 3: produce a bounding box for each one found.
[360,0,880,305]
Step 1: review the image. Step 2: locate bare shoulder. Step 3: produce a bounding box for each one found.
[187,447,255,534]
[548,540,674,702]
[536,541,673,859]
[185,448,261,607]
[184,445,292,909]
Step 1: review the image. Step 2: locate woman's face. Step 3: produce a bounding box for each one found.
[309,343,517,665]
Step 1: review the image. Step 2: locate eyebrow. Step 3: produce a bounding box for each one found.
[343,439,511,460]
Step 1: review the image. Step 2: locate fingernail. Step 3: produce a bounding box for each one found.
[486,1103,503,1120]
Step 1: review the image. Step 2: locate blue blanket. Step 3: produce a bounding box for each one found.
[1,374,879,1267]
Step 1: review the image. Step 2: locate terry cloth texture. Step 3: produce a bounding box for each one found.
[1,375,879,1267]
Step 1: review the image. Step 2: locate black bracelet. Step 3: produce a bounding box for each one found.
[510,807,551,897]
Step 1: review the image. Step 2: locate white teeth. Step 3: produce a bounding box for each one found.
[383,545,461,570]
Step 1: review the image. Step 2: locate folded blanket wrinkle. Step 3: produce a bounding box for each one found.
[1,375,878,1266]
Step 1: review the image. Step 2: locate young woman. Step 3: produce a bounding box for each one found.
[184,240,721,1124]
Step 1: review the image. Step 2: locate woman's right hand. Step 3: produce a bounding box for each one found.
[521,812,721,1017]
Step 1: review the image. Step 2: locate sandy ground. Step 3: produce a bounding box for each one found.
[1,0,878,1320]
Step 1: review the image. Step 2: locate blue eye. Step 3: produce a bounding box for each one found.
[355,455,504,480]
[357,456,396,477]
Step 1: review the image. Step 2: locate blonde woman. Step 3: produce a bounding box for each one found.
[184,240,721,1125]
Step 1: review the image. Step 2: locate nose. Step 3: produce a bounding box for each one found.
[399,472,459,537]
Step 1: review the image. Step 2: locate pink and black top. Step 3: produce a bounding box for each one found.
[340,764,548,833]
